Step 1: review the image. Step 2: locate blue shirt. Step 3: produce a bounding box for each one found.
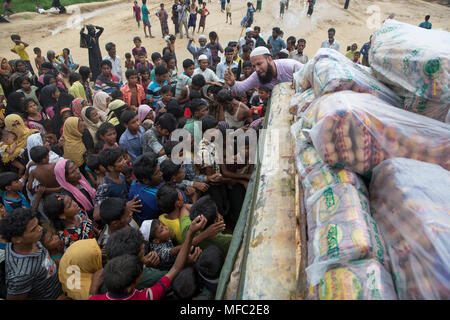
[419,21,432,29]
[1,191,31,213]
[129,181,162,226]
[147,80,168,109]
[142,5,149,21]
[267,36,287,56]
[119,126,145,162]
[360,42,371,58]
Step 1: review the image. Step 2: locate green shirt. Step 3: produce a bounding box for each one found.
[183,118,203,143]
[180,215,232,254]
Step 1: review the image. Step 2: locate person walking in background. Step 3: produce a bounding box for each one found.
[280,0,286,19]
[197,2,209,34]
[419,15,432,29]
[156,3,170,38]
[256,0,262,12]
[178,0,190,39]
[360,36,371,67]
[307,0,315,17]
[3,0,13,18]
[220,0,226,13]
[141,0,155,38]
[188,1,198,35]
[225,0,232,25]
[133,1,141,28]
[241,2,255,28]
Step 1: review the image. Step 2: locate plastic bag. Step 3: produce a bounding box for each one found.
[289,88,315,118]
[308,259,397,300]
[292,48,401,107]
[305,183,389,285]
[302,164,368,200]
[369,19,450,122]
[370,158,450,299]
[294,144,324,180]
[306,91,450,176]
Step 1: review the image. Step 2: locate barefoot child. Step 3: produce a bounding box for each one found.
[198,3,209,34]
[34,47,45,75]
[133,0,141,28]
[226,0,232,25]
[10,34,34,75]
[141,0,155,38]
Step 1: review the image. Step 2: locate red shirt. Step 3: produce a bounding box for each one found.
[89,276,171,300]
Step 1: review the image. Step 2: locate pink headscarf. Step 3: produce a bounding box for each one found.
[54,159,96,212]
[138,104,154,123]
[71,98,85,120]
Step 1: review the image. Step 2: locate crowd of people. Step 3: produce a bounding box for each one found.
[0,0,435,302]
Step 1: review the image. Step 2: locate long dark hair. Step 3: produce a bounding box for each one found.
[43,193,67,231]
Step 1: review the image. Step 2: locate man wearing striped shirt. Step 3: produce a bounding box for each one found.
[0,208,64,300]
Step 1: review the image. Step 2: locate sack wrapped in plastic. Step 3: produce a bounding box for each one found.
[289,88,315,118]
[369,19,450,122]
[294,144,324,180]
[308,259,397,300]
[305,183,389,285]
[292,48,401,107]
[370,158,450,299]
[302,164,368,200]
[306,91,450,176]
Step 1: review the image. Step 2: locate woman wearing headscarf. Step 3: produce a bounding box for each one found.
[71,98,86,120]
[81,106,104,144]
[0,56,12,97]
[62,117,90,168]
[106,99,128,138]
[10,60,36,91]
[80,24,104,82]
[92,91,109,121]
[27,132,63,168]
[58,239,102,300]
[54,158,97,217]
[138,104,154,130]
[79,66,93,105]
[3,114,39,164]
[5,91,26,117]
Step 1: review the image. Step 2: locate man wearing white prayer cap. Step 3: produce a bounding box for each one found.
[239,27,256,56]
[193,54,224,86]
[224,45,304,94]
[187,35,212,67]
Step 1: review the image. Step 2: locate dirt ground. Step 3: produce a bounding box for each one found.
[1,0,449,70]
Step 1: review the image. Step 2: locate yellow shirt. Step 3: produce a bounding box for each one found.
[226,3,232,13]
[159,214,183,245]
[345,50,356,61]
[12,44,30,61]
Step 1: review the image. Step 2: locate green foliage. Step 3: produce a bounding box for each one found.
[5,0,108,14]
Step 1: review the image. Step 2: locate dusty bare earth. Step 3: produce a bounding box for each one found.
[1,0,449,70]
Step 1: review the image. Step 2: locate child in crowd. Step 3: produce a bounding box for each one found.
[147,65,169,109]
[137,66,152,91]
[0,131,25,176]
[85,154,106,188]
[155,84,175,115]
[27,146,61,196]
[132,36,147,62]
[353,51,361,64]
[250,85,271,117]
[24,99,47,134]
[10,34,34,75]
[156,184,191,245]
[135,51,153,72]
[181,195,230,253]
[16,77,41,110]
[94,147,129,209]
[0,208,64,300]
[121,69,146,110]
[128,152,162,225]
[175,59,195,100]
[125,53,135,70]
[149,52,163,81]
[211,56,221,73]
[160,159,196,204]
[97,197,140,248]
[183,98,208,142]
[142,112,177,157]
[119,110,145,162]
[33,47,45,75]
[141,0,155,39]
[43,193,95,252]
[198,2,209,34]
[0,172,32,212]
[95,122,118,151]
[194,244,225,296]
[40,228,64,265]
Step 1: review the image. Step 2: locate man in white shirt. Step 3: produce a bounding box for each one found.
[104,42,123,83]
[194,54,223,85]
[289,38,308,64]
[216,46,238,80]
[239,28,256,56]
[321,28,340,52]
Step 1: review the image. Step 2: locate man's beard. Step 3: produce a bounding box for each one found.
[258,62,274,84]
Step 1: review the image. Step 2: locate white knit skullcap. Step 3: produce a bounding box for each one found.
[198,54,208,61]
[140,219,155,241]
[250,46,271,58]
[199,35,207,40]
[280,49,290,55]
[246,27,254,33]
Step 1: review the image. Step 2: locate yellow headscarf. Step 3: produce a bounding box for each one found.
[63,116,86,167]
[3,114,39,163]
[58,239,102,300]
